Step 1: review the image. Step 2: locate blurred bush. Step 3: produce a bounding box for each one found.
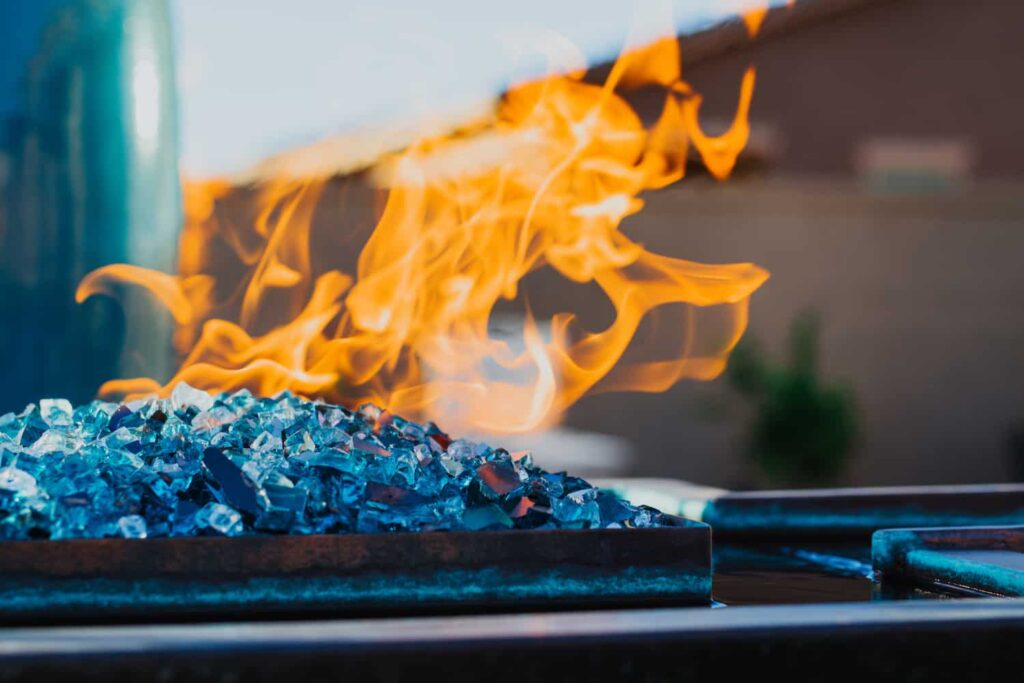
[727,310,858,487]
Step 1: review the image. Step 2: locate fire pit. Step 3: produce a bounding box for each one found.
[4,1,1024,678]
[0,385,710,623]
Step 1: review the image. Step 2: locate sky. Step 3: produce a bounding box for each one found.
[172,0,777,177]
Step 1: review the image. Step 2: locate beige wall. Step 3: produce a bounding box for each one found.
[561,179,1024,487]
[561,0,1024,487]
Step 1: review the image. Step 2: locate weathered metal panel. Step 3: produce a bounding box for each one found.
[0,516,710,624]
[703,484,1024,539]
[873,525,1024,596]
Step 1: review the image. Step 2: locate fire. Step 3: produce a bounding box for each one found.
[742,8,769,38]
[77,28,769,435]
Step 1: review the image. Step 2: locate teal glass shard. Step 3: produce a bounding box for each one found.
[0,383,667,539]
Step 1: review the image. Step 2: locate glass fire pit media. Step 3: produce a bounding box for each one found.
[0,384,664,540]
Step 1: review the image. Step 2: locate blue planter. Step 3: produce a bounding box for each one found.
[0,0,180,411]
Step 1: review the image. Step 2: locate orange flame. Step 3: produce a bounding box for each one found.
[77,31,769,435]
[742,7,769,38]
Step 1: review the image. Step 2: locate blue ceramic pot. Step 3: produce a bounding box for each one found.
[0,0,180,411]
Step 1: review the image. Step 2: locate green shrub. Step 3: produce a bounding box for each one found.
[727,311,858,487]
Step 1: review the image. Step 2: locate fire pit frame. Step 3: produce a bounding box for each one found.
[0,516,709,625]
[700,484,1024,539]
[873,525,1024,597]
[2,600,1024,681]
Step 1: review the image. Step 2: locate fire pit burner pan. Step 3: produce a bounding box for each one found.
[0,516,708,625]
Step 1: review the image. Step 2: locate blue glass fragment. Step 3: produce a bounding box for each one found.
[365,482,430,509]
[264,483,307,513]
[18,408,48,448]
[202,447,261,514]
[463,504,513,530]
[596,490,634,524]
[117,514,148,539]
[195,502,243,536]
[0,467,37,498]
[476,461,523,498]
[0,383,666,539]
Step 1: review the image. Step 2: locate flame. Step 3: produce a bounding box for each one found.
[78,29,769,435]
[742,7,769,38]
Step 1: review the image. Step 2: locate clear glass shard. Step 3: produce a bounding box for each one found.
[0,387,666,539]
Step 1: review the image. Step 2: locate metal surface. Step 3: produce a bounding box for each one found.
[701,484,1024,539]
[0,517,710,624]
[712,541,877,605]
[1,599,1024,681]
[0,0,180,411]
[874,525,1024,597]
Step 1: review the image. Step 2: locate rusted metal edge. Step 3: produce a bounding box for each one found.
[0,516,710,625]
[2,600,1024,681]
[873,525,1024,596]
[702,484,1024,539]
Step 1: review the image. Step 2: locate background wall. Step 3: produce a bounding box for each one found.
[563,180,1024,487]
[558,0,1024,487]
[676,0,1024,177]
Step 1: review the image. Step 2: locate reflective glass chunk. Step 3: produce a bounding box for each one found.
[18,409,48,448]
[0,467,37,498]
[202,447,262,514]
[462,504,513,530]
[476,461,524,498]
[171,382,216,413]
[195,502,243,536]
[117,514,148,539]
[39,399,73,427]
[0,386,666,539]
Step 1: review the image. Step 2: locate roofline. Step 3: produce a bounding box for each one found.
[679,0,903,68]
